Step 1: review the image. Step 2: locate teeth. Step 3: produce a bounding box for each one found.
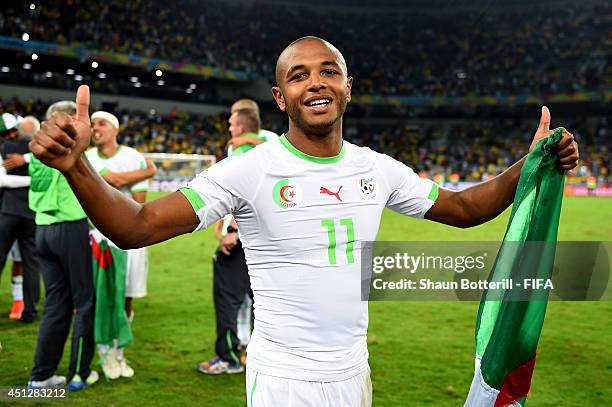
[306,99,330,106]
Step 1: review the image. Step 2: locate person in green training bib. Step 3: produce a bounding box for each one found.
[29,36,579,406]
[26,101,98,392]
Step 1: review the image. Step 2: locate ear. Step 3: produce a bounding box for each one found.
[271,86,286,112]
[346,76,353,103]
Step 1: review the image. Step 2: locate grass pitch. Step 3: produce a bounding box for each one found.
[0,196,610,406]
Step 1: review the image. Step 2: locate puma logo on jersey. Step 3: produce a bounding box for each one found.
[320,186,343,202]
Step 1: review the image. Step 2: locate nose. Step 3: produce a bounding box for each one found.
[307,73,326,91]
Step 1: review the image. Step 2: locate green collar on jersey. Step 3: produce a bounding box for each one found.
[279,134,346,164]
[97,145,122,160]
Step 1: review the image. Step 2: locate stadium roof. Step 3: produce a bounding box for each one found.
[233,0,581,10]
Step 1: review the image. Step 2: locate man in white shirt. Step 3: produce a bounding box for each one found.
[85,111,152,380]
[29,36,579,406]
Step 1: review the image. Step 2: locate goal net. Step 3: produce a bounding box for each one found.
[143,153,217,192]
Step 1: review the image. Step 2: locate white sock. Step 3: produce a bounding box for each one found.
[11,276,23,301]
[98,344,110,358]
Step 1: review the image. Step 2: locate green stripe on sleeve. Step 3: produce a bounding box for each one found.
[178,187,205,212]
[131,188,149,193]
[99,167,109,176]
[427,182,439,202]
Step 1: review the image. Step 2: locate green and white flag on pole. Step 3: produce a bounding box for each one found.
[465,128,565,407]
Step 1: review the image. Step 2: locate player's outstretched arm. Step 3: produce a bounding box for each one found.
[104,158,157,188]
[425,106,579,228]
[425,157,524,228]
[29,85,199,248]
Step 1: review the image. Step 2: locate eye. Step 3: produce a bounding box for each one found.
[290,72,307,81]
[322,69,338,76]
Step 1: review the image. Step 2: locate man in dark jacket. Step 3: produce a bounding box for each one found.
[0,113,40,322]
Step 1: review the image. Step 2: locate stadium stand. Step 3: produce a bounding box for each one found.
[1,97,608,185]
[0,0,609,96]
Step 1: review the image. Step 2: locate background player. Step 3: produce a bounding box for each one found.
[86,110,154,380]
[228,100,279,349]
[1,115,40,321]
[230,99,279,145]
[198,107,263,375]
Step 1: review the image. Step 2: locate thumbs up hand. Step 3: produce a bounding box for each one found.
[529,106,579,172]
[29,85,92,173]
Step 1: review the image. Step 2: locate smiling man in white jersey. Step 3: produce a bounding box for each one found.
[30,36,579,406]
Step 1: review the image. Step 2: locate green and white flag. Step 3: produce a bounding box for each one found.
[465,128,565,407]
[90,230,133,348]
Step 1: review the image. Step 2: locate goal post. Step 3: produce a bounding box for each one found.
[143,153,217,192]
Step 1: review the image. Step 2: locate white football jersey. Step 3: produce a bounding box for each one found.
[180,135,437,381]
[86,145,149,198]
[259,128,279,142]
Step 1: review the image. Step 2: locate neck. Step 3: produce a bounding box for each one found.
[99,141,119,158]
[285,120,343,157]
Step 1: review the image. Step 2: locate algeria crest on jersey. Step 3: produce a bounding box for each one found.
[273,178,303,209]
[359,178,376,200]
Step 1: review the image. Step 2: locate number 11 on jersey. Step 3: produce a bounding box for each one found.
[321,218,355,265]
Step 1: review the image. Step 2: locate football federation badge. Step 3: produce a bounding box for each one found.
[273,178,303,209]
[359,178,376,200]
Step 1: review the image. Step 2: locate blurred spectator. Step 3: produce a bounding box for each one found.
[2,96,608,185]
[0,0,609,97]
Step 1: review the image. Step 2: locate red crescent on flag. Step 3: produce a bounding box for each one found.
[280,185,294,202]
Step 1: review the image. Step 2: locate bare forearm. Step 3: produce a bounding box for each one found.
[426,157,525,228]
[64,157,197,248]
[64,156,146,246]
[244,137,263,146]
[214,220,223,241]
[113,167,155,187]
[458,157,525,226]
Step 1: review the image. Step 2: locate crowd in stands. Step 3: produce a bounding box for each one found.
[348,117,610,184]
[2,97,608,185]
[1,0,609,96]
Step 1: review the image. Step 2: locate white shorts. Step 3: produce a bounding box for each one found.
[8,241,21,262]
[246,367,372,407]
[125,248,148,298]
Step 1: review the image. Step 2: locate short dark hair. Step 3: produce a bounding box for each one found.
[234,108,261,134]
